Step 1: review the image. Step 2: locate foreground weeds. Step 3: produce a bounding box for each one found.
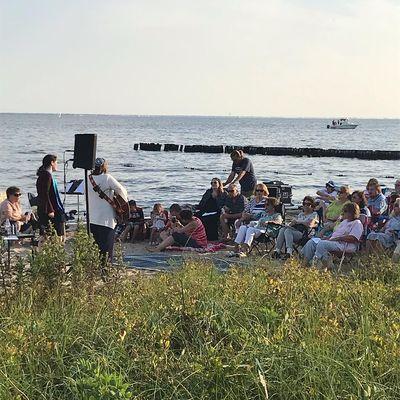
[0,231,399,399]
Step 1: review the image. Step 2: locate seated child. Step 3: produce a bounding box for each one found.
[149,203,168,245]
[117,200,145,242]
[160,203,182,241]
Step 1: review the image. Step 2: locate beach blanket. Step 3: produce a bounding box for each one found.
[166,243,227,253]
[123,252,234,272]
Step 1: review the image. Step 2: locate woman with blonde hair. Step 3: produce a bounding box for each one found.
[223,150,257,198]
[235,183,269,230]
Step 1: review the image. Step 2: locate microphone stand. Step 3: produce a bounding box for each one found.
[84,169,90,235]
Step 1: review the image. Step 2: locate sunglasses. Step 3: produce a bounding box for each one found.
[14,193,22,197]
[227,189,236,193]
[255,189,265,193]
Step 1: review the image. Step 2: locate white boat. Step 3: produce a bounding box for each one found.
[327,118,358,129]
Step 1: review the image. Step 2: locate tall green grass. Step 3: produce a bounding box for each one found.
[0,227,399,399]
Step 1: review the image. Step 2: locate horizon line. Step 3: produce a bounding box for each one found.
[0,111,399,120]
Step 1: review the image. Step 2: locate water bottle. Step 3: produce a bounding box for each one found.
[4,219,11,235]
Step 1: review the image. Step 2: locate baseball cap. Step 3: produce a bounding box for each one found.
[326,180,335,188]
[95,158,106,168]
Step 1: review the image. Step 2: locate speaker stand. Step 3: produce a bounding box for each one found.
[84,169,91,235]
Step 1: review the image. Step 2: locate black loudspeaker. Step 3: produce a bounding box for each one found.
[73,134,97,170]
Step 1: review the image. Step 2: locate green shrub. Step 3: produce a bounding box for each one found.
[71,224,101,286]
[30,225,67,289]
[0,255,399,399]
[71,358,133,400]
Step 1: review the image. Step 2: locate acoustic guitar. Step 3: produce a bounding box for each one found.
[89,175,129,224]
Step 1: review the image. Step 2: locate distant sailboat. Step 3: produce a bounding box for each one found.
[58,113,62,118]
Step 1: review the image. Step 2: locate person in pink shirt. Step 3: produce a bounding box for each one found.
[302,202,363,268]
[0,186,31,232]
[148,209,207,251]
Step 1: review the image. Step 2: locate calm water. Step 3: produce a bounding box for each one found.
[1,113,399,213]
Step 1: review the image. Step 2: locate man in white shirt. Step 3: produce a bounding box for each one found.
[316,180,337,204]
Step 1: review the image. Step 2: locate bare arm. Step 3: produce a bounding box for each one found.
[232,171,246,184]
[317,191,336,202]
[175,220,197,235]
[223,171,235,186]
[109,175,128,201]
[329,235,359,244]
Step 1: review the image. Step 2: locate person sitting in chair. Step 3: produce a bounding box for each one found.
[220,184,247,241]
[366,198,400,254]
[367,181,387,223]
[301,202,363,269]
[387,179,400,214]
[0,186,32,233]
[234,197,282,257]
[234,183,269,231]
[318,185,351,238]
[272,196,319,259]
[316,180,337,204]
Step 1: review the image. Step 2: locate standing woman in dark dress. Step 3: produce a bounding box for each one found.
[36,154,66,240]
[196,178,227,241]
[223,150,257,199]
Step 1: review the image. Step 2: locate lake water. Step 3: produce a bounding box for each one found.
[1,113,399,214]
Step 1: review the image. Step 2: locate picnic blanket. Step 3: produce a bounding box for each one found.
[166,242,227,253]
[123,251,233,272]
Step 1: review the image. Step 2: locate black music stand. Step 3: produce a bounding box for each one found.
[64,179,84,222]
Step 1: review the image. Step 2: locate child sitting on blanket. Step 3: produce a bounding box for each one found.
[149,203,168,245]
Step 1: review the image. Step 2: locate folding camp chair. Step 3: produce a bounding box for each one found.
[249,203,286,255]
[249,222,282,255]
[328,239,363,272]
[292,226,316,255]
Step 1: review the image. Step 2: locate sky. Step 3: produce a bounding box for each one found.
[0,0,399,118]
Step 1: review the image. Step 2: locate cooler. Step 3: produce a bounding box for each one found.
[263,180,293,205]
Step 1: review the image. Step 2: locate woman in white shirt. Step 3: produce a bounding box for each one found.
[88,158,128,263]
[302,202,363,268]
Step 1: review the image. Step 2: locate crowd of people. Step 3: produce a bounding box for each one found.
[1,151,400,269]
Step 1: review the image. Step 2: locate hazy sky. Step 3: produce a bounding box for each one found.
[1,0,399,117]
